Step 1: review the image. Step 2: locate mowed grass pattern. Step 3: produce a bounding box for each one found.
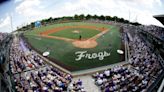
[49,28,100,39]
[24,22,123,71]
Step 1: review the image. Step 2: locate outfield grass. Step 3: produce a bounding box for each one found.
[49,28,100,39]
[25,22,109,35]
[24,22,123,71]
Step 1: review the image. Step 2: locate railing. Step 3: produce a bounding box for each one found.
[147,70,164,92]
[158,77,164,92]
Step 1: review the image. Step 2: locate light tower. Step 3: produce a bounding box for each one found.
[10,14,13,32]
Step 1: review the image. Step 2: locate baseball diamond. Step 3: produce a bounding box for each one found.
[24,22,125,71]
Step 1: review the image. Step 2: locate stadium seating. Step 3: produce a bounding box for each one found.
[68,79,85,92]
[1,20,164,92]
[142,25,164,40]
[91,21,163,92]
[9,36,72,92]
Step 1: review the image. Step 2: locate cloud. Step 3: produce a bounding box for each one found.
[56,0,119,17]
[137,0,162,7]
[15,0,55,22]
[0,16,10,28]
[0,15,11,33]
[10,0,164,32]
[14,0,23,3]
[121,0,162,7]
[59,0,164,27]
[16,0,41,16]
[15,0,163,22]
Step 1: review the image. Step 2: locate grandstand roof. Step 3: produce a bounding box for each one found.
[154,15,164,25]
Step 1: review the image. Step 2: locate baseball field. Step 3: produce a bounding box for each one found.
[24,22,125,71]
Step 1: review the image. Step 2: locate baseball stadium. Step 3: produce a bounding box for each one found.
[0,0,164,92]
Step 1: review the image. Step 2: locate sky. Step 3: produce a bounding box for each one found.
[0,0,164,33]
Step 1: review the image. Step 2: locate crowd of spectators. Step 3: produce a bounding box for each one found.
[0,33,13,92]
[9,36,72,92]
[93,66,139,92]
[0,32,8,42]
[14,66,72,92]
[92,25,162,92]
[68,79,85,92]
[9,37,45,73]
[141,25,164,40]
[0,32,12,65]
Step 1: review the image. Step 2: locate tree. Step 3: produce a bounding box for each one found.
[113,16,118,22]
[130,22,141,26]
[74,14,79,20]
[124,20,129,23]
[106,16,112,21]
[99,15,105,20]
[64,16,74,20]
[47,17,53,23]
[30,22,35,28]
[93,14,98,19]
[118,18,125,22]
[79,14,85,20]
[86,14,92,20]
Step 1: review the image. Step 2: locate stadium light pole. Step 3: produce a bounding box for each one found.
[135,15,138,23]
[105,16,106,21]
[129,10,131,23]
[114,17,116,24]
[10,14,13,32]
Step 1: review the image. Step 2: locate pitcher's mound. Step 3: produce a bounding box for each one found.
[72,40,97,48]
[72,30,80,34]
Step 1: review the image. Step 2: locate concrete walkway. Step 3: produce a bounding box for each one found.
[72,75,100,92]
